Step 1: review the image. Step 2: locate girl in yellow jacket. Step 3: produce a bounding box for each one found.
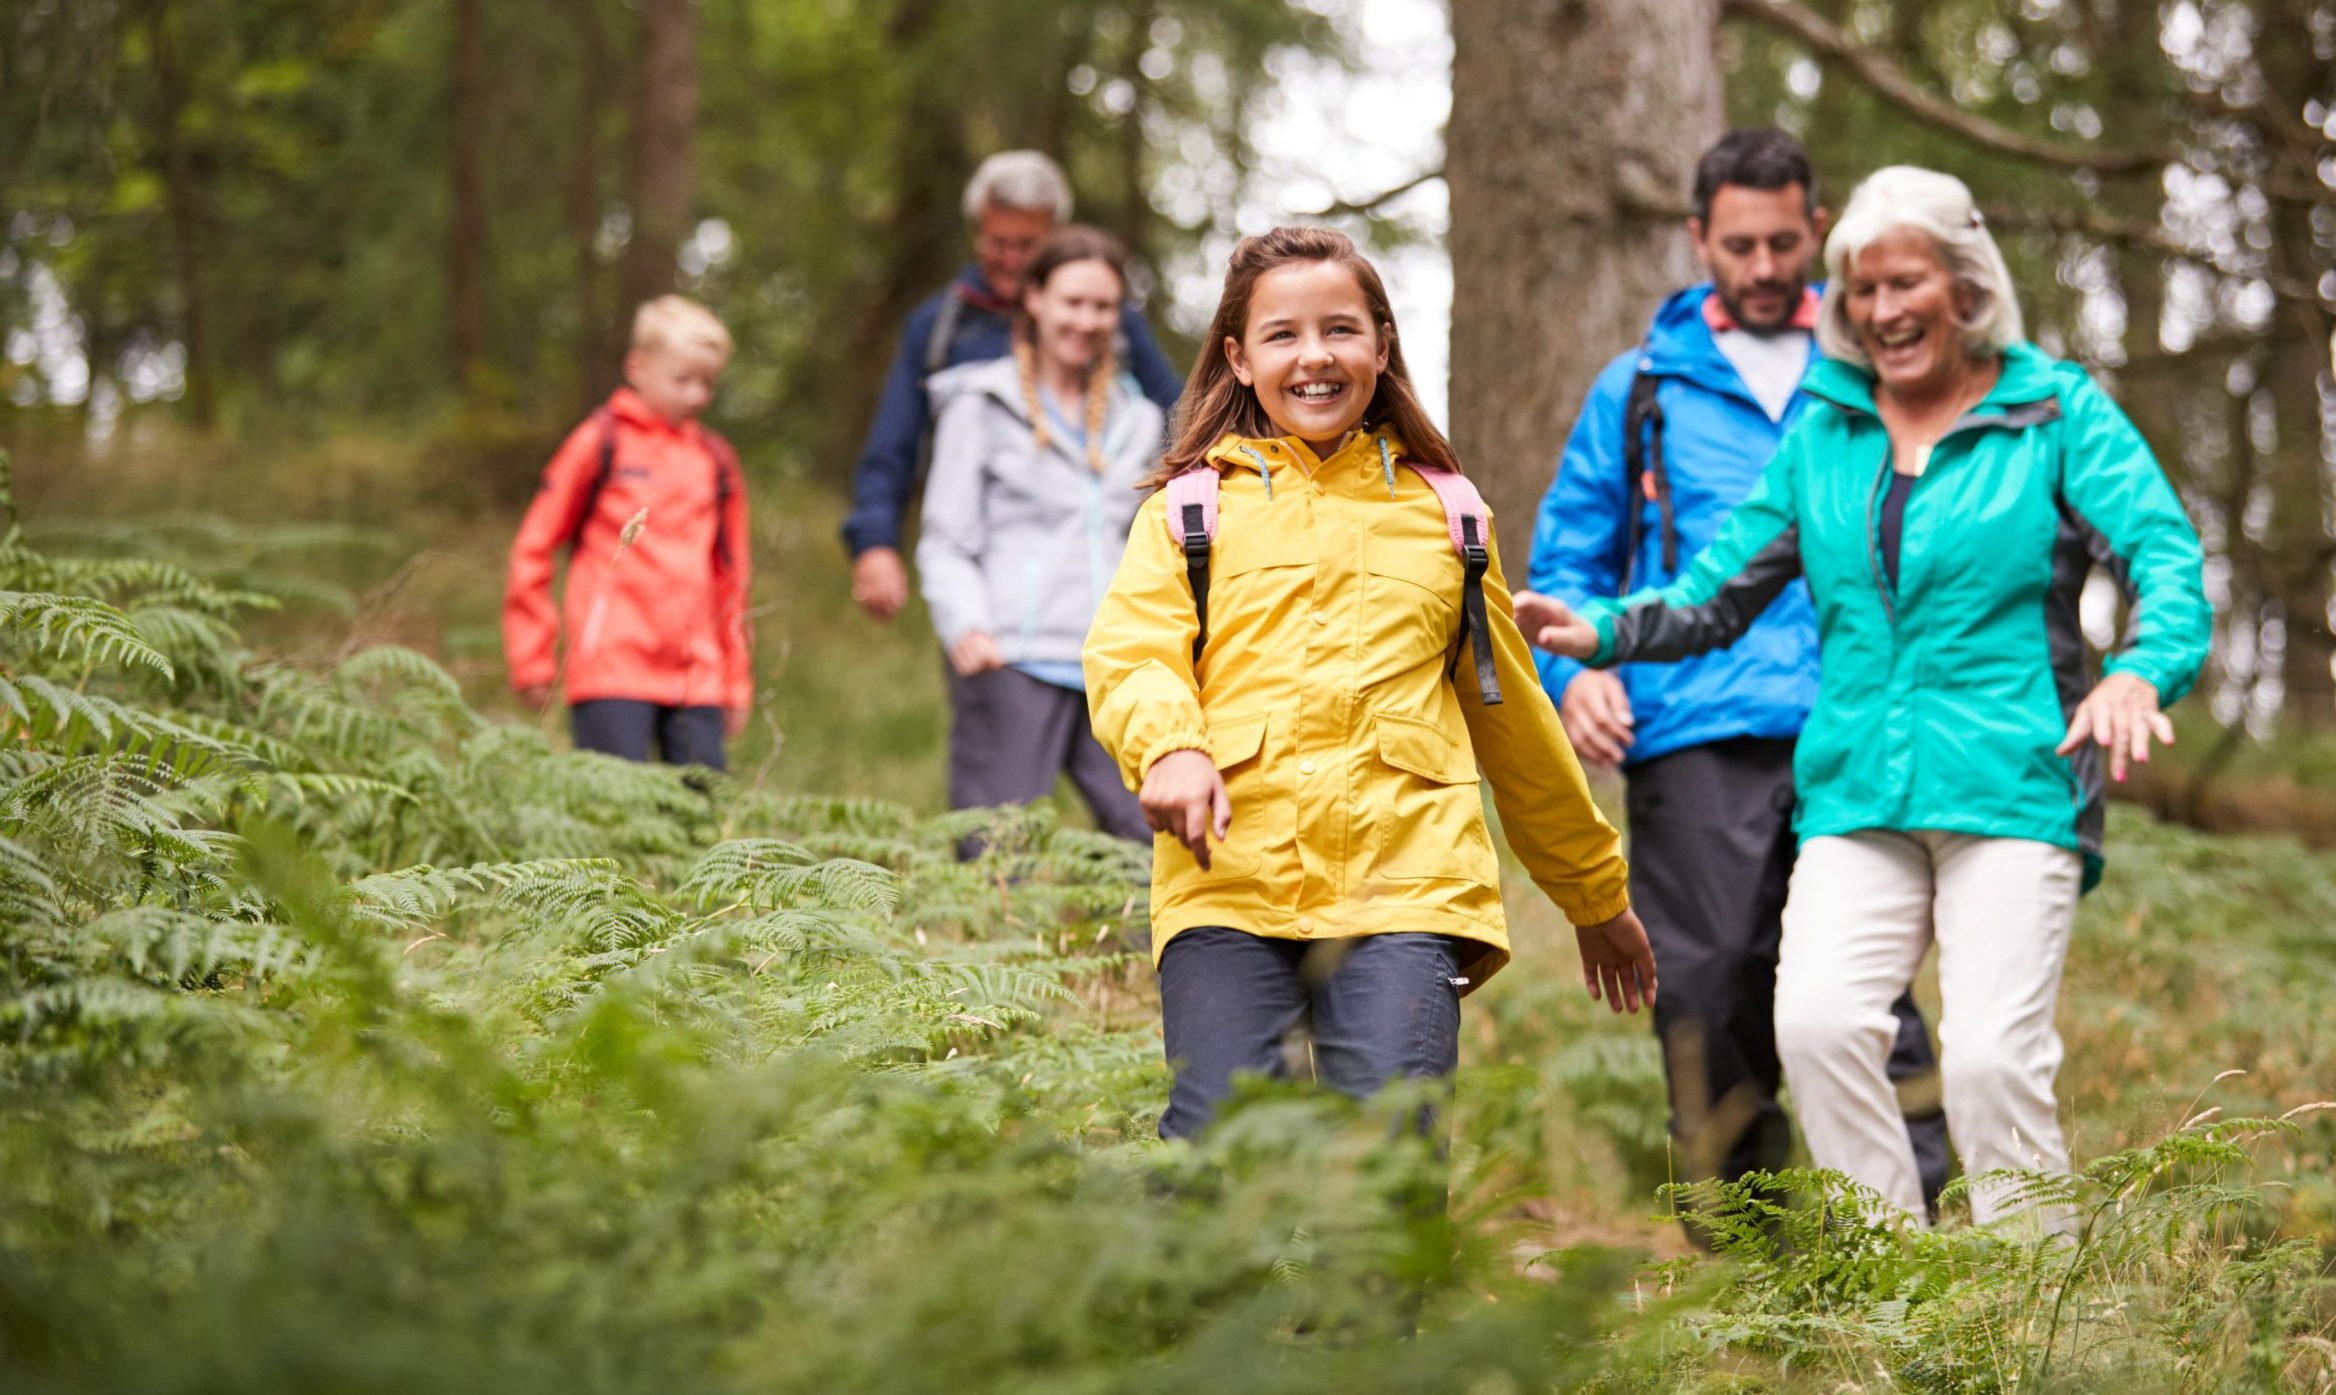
[1082,226,1656,1140]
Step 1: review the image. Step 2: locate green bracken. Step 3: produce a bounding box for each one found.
[0,452,2329,1393]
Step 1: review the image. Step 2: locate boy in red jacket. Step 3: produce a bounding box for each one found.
[504,295,752,770]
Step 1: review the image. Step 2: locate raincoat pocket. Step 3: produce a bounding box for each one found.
[1164,713,1274,881]
[1372,713,1497,882]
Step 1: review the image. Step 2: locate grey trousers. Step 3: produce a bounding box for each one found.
[1156,928,1465,1141]
[945,664,1148,843]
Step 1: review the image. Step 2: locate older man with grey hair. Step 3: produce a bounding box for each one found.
[843,150,1183,619]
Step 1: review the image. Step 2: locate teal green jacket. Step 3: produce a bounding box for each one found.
[1583,343,2209,889]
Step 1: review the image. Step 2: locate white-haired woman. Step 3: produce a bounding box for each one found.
[1517,166,2210,1225]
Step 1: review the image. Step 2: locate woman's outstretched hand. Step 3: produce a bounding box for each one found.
[2057,671,2173,784]
[1140,748,1231,870]
[1576,907,1658,1014]
[1513,590,1600,660]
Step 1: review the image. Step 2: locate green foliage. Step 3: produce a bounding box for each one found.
[2,463,2331,1392]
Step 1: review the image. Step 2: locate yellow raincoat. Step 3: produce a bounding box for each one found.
[1082,430,1631,991]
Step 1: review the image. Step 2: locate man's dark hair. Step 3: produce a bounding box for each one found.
[1691,128,1817,223]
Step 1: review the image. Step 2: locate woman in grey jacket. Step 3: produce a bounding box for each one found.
[918,227,1164,843]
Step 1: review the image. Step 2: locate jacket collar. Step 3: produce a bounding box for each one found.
[1804,341,2060,425]
[607,386,692,435]
[1703,285,1822,333]
[1205,427,1412,487]
[931,353,1131,427]
[1639,284,1817,404]
[950,263,1017,316]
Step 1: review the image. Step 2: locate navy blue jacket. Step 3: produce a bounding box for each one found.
[1525,284,1820,765]
[840,264,1183,556]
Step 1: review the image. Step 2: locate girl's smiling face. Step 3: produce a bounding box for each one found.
[1226,260,1389,458]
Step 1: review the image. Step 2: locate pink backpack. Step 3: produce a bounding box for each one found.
[1161,455,1503,705]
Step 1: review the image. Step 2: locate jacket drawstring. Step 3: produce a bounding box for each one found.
[1237,444,1275,499]
[1377,435,1398,498]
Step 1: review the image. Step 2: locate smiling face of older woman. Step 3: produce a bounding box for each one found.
[1840,227,1979,401]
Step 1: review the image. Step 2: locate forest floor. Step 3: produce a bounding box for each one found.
[7,420,2334,1390]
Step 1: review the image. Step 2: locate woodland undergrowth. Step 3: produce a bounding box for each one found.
[0,453,2329,1393]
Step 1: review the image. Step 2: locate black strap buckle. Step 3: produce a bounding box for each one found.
[1450,522,1503,706]
[1181,503,1211,666]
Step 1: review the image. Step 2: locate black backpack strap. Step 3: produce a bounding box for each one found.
[1620,369,1678,589]
[563,408,618,556]
[1180,501,1211,665]
[912,290,971,483]
[1445,514,1502,706]
[705,429,741,570]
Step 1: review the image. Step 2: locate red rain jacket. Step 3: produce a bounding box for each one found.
[503,388,752,711]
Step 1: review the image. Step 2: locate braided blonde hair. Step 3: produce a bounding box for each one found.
[1013,225,1131,476]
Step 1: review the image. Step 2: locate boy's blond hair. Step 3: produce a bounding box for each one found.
[630,295,733,360]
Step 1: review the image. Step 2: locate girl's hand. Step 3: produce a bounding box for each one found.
[1140,748,1231,870]
[948,631,1005,677]
[723,706,750,740]
[1575,907,1657,1014]
[2056,672,2172,784]
[1513,590,1600,660]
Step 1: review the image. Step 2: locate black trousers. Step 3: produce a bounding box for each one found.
[569,699,726,771]
[1626,737,1949,1209]
[1156,928,1465,1141]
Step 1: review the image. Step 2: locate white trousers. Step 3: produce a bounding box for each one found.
[1774,830,2081,1225]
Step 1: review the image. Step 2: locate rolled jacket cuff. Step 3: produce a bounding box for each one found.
[2103,654,2190,707]
[840,518,903,558]
[1138,730,1213,780]
[1545,879,1631,928]
[1585,604,1619,668]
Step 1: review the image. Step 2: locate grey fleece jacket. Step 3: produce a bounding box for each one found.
[915,355,1165,664]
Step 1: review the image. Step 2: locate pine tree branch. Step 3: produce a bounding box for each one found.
[1720,0,2171,174]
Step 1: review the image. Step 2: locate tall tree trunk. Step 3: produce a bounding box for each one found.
[150,0,215,428]
[448,0,488,392]
[622,0,698,312]
[2256,0,2335,727]
[1446,0,1722,543]
[569,0,610,406]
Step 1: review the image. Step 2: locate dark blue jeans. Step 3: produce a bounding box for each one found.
[569,699,726,771]
[1156,927,1465,1141]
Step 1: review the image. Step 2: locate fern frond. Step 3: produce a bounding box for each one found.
[0,590,173,678]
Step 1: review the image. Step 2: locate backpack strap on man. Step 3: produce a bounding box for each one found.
[1406,462,1503,707]
[1620,368,1678,589]
[911,289,972,483]
[1159,470,1221,666]
[562,407,619,556]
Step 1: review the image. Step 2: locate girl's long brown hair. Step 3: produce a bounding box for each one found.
[1014,225,1126,475]
[1146,225,1459,489]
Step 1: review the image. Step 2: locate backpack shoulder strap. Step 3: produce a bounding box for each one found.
[701,427,742,569]
[924,287,967,376]
[1405,461,1503,707]
[1620,367,1676,587]
[1160,470,1220,666]
[563,407,619,556]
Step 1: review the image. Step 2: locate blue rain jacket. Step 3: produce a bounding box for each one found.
[1526,284,1820,764]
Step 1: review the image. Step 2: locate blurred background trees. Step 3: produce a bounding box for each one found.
[2,0,2331,742]
[0,0,1328,472]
